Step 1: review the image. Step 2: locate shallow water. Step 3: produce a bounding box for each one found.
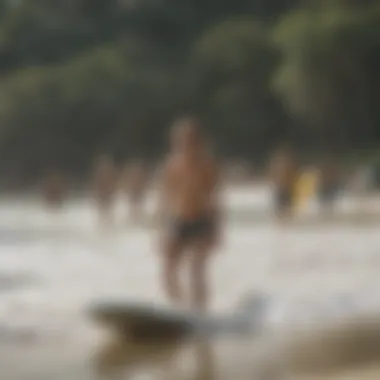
[0,186,379,379]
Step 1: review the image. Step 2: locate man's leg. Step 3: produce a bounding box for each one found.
[189,239,213,312]
[161,238,185,306]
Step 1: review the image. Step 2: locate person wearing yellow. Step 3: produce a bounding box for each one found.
[293,168,319,211]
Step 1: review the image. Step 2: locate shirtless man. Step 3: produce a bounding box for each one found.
[158,117,221,312]
[93,155,118,224]
[269,146,298,221]
[122,159,148,221]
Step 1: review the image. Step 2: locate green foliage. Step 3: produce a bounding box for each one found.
[273,3,380,149]
[191,19,283,155]
[0,0,378,180]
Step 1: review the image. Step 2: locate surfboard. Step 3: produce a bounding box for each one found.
[88,295,268,343]
[89,300,197,342]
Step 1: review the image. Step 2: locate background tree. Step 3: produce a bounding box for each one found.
[0,0,377,185]
[273,2,380,153]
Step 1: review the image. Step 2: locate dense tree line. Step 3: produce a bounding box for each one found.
[0,0,378,183]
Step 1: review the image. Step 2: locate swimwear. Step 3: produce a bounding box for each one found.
[170,215,215,243]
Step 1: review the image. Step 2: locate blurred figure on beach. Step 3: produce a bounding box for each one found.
[157,116,221,311]
[317,155,342,216]
[349,164,375,215]
[349,165,373,194]
[268,146,298,223]
[93,155,118,225]
[122,159,149,222]
[42,170,66,210]
[293,168,318,212]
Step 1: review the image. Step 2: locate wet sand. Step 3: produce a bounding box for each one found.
[0,186,379,379]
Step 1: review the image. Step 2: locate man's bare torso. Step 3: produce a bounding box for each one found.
[164,153,218,220]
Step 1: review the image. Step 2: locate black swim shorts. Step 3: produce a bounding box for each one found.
[170,215,215,243]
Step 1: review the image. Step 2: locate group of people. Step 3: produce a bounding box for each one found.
[41,116,344,313]
[42,157,149,222]
[92,155,148,223]
[269,148,342,221]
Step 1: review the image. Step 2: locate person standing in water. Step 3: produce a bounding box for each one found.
[157,117,221,312]
[269,146,298,222]
[122,159,149,222]
[318,155,342,217]
[42,170,66,209]
[93,155,118,224]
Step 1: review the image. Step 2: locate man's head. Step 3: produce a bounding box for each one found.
[170,117,203,154]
